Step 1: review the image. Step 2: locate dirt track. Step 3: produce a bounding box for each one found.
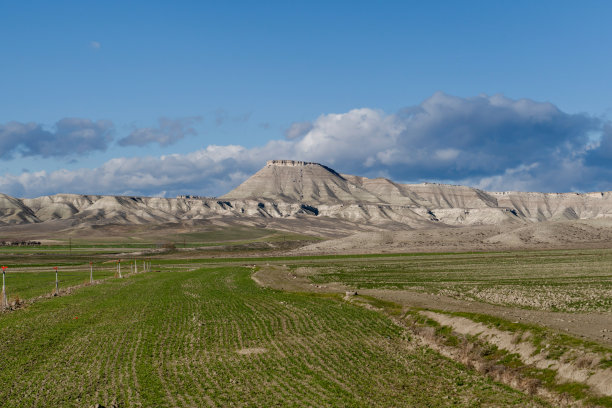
[253,265,612,347]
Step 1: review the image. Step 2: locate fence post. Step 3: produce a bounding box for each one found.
[1,266,7,309]
[54,266,59,295]
[90,262,93,283]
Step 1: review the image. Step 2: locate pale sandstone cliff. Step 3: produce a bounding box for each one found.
[2,160,612,229]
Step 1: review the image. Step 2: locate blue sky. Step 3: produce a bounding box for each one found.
[1,1,612,197]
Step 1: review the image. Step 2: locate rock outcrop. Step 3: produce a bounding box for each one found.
[2,160,612,229]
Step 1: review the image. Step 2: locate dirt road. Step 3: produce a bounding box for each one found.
[253,265,612,346]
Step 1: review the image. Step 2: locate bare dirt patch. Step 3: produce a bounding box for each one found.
[292,219,612,256]
[235,347,268,355]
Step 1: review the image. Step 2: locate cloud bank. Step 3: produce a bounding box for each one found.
[0,118,114,159]
[2,93,611,197]
[118,117,202,147]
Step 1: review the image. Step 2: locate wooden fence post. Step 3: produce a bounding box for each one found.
[1,266,7,308]
[54,266,59,295]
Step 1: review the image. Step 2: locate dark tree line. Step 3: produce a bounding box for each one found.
[0,240,42,247]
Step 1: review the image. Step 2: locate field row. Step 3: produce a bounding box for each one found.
[0,265,548,407]
[306,250,612,312]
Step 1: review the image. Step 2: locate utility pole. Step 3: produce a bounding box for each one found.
[117,259,122,278]
[1,266,7,308]
[89,262,93,283]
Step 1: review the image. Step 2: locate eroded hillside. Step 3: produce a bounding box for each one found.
[2,160,612,233]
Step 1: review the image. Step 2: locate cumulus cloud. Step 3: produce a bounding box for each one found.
[3,92,612,197]
[118,117,202,147]
[285,93,600,182]
[584,123,612,165]
[285,121,313,139]
[0,144,285,197]
[0,118,114,159]
[292,108,404,170]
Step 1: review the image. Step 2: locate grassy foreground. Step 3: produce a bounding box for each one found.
[0,265,548,407]
[1,265,116,301]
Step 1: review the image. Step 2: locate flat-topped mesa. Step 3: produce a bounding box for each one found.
[221,159,380,203]
[266,159,344,179]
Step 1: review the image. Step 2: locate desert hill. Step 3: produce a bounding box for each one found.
[221,160,612,224]
[221,160,382,204]
[2,160,612,250]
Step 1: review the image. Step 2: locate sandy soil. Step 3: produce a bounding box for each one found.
[421,311,612,397]
[292,219,612,255]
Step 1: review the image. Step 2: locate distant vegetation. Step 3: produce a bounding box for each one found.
[306,249,612,313]
[0,234,609,407]
[0,240,41,246]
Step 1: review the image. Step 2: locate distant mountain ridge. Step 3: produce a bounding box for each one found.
[2,159,612,229]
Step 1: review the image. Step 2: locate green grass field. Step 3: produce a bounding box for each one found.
[0,264,549,407]
[305,249,612,312]
[1,264,117,300]
[2,242,612,407]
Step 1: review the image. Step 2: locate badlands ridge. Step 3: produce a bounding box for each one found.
[2,160,612,251]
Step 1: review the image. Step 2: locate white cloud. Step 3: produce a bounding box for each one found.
[118,117,202,147]
[90,41,101,49]
[285,121,313,139]
[2,93,611,197]
[293,108,404,168]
